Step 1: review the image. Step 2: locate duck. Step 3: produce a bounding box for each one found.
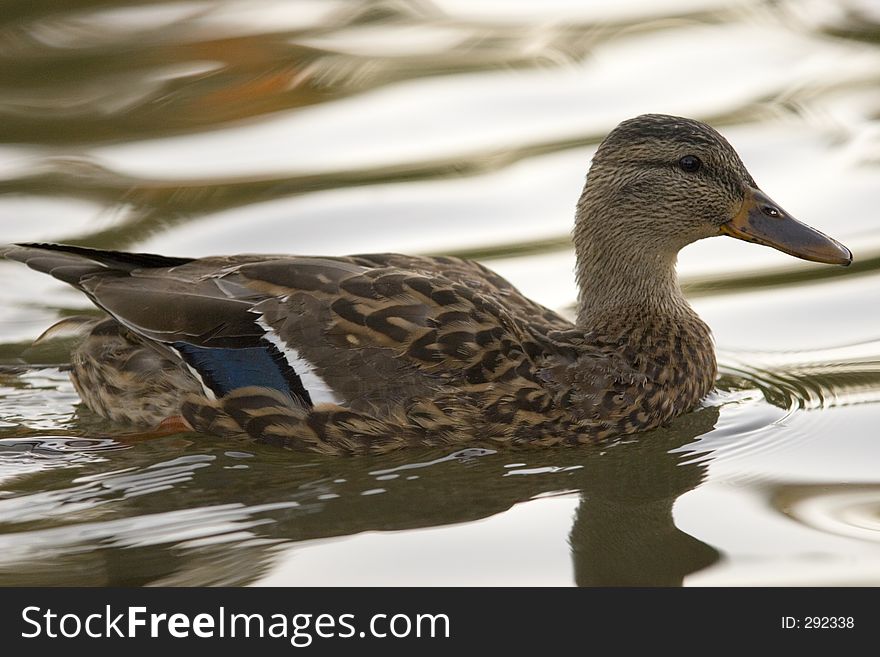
[1,114,852,454]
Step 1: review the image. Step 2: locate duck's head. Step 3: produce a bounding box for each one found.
[575,113,852,267]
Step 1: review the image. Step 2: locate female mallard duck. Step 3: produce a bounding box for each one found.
[2,114,851,453]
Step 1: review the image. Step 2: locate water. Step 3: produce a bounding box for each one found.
[0,0,879,586]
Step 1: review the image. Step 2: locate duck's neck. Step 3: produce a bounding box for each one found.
[574,234,692,330]
[573,215,718,413]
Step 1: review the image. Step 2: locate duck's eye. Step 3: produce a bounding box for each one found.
[678,155,702,173]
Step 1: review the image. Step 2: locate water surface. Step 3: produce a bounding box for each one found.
[1,0,879,586]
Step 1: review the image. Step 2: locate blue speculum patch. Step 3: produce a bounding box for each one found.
[173,341,313,405]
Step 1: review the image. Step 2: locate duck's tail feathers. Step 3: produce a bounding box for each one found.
[0,243,194,286]
[33,315,104,345]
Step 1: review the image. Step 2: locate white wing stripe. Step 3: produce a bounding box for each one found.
[256,316,343,407]
[168,345,217,401]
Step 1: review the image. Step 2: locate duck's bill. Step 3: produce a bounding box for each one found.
[721,187,852,266]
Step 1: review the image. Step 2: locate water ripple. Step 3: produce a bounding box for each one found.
[677,340,880,467]
[775,483,880,544]
[719,340,880,413]
[0,436,124,483]
[0,453,214,524]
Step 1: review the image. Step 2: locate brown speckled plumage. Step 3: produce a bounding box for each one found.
[1,114,851,453]
[67,319,203,426]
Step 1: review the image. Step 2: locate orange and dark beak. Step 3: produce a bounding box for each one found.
[721,187,852,266]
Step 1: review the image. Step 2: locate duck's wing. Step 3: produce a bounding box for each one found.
[2,243,572,414]
[338,253,572,333]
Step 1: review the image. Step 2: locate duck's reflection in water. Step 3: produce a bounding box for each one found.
[199,405,719,586]
[0,407,720,586]
[569,407,719,586]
